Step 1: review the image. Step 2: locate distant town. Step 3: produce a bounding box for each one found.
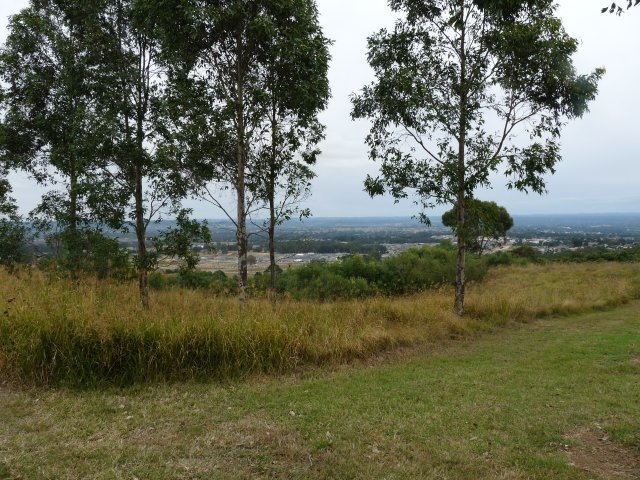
[69,213,640,275]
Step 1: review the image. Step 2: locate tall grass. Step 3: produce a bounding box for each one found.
[1,262,639,386]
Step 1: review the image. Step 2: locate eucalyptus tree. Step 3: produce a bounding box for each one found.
[0,1,107,278]
[158,0,328,301]
[252,0,330,298]
[90,0,188,308]
[352,0,603,315]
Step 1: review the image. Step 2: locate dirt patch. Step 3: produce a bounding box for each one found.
[631,355,640,365]
[564,427,640,479]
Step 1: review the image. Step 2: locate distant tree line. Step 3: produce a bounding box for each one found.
[274,240,388,258]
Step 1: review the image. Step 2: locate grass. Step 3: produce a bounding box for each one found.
[0,298,639,478]
[1,262,639,386]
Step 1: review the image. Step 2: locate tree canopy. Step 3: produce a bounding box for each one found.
[352,0,602,314]
[442,200,513,255]
[0,1,110,278]
[157,0,330,302]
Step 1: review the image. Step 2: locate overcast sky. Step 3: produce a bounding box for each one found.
[1,1,638,218]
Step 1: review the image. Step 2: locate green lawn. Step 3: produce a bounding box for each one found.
[1,302,639,479]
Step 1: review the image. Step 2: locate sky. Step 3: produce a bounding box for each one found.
[1,0,639,219]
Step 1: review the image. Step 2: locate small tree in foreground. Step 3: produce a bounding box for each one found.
[152,210,213,274]
[352,0,603,315]
[442,199,513,255]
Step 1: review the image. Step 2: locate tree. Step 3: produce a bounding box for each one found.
[155,0,274,302]
[87,0,187,308]
[0,176,31,271]
[0,1,109,280]
[442,199,513,255]
[158,0,329,303]
[352,0,602,315]
[152,210,213,274]
[252,0,330,301]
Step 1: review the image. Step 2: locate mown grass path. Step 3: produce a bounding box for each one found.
[1,302,639,479]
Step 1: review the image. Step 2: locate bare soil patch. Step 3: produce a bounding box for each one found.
[565,427,640,479]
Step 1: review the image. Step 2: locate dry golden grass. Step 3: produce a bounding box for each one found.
[467,263,640,321]
[1,262,639,386]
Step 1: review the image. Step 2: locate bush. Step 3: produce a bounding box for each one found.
[263,244,488,301]
[0,219,31,272]
[544,245,640,263]
[150,270,236,294]
[510,245,541,262]
[485,251,512,267]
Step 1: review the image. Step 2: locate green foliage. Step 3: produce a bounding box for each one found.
[0,177,31,271]
[149,270,236,295]
[81,232,133,280]
[545,245,640,263]
[352,0,602,313]
[152,210,213,273]
[38,229,133,280]
[482,244,640,268]
[0,220,30,271]
[442,199,513,255]
[156,0,330,294]
[510,244,542,262]
[268,244,488,301]
[0,1,117,277]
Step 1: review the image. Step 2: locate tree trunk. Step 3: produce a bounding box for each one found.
[235,47,248,304]
[236,182,248,303]
[134,167,149,309]
[454,2,467,316]
[69,160,80,287]
[455,199,466,316]
[268,194,277,307]
[268,110,278,308]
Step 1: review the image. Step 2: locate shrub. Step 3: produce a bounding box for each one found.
[268,244,488,301]
[510,245,541,262]
[150,270,236,294]
[485,251,512,267]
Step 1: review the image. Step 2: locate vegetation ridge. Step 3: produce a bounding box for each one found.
[1,262,638,387]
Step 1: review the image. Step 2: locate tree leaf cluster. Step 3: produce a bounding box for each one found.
[442,199,513,255]
[602,1,639,15]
